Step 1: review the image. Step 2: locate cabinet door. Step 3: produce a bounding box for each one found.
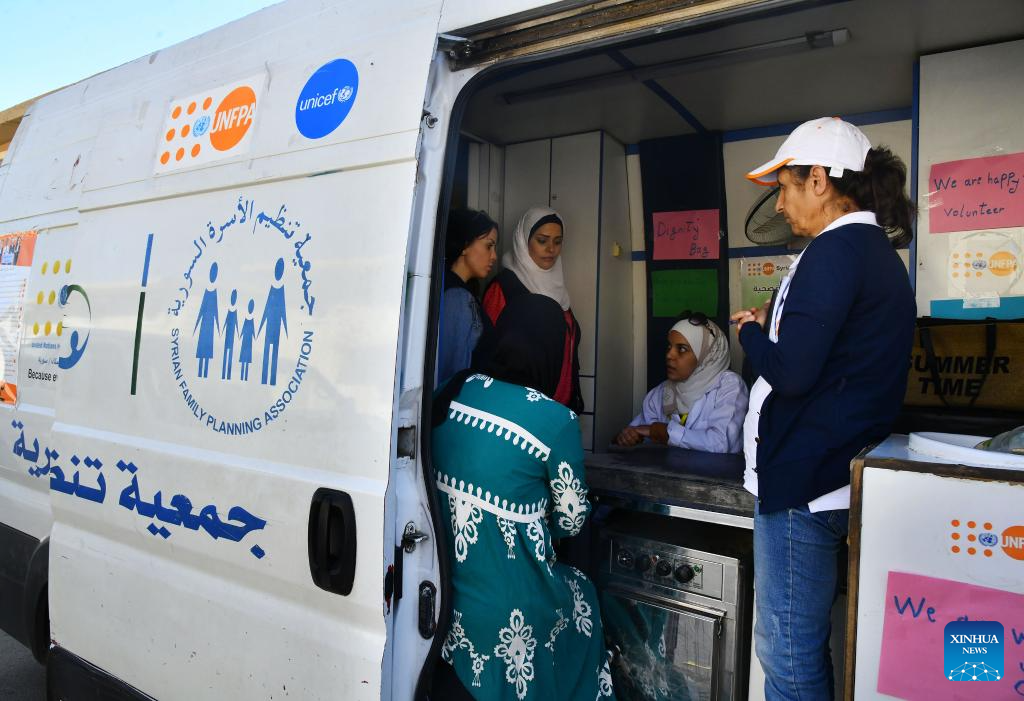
[502,139,551,260]
[550,132,600,378]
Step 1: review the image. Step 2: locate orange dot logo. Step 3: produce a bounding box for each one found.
[181,123,191,138]
[172,105,182,119]
[165,128,175,142]
[176,148,185,162]
[989,250,1018,277]
[160,152,170,165]
[1001,525,1024,560]
[191,144,201,157]
[762,262,776,276]
[210,86,256,152]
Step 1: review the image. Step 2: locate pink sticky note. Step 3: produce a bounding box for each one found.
[929,152,1024,233]
[876,571,1024,700]
[652,210,720,260]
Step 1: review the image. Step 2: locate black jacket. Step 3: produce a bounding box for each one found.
[740,223,915,513]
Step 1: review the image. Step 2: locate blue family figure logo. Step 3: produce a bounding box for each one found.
[193,262,220,378]
[258,258,288,386]
[221,289,240,380]
[239,298,256,381]
[944,620,1003,681]
[167,195,317,437]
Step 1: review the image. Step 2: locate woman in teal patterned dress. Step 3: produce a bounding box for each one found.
[432,294,614,701]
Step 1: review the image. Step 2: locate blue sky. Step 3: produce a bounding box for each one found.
[0,0,279,109]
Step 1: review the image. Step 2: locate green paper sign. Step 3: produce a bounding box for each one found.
[651,269,717,318]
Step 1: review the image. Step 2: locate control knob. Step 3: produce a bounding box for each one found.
[655,560,672,577]
[616,549,634,569]
[673,564,696,584]
[635,554,653,573]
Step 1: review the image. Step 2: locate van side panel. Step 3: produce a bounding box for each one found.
[0,0,446,698]
[0,217,81,654]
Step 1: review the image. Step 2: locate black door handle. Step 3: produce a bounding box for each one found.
[308,488,356,595]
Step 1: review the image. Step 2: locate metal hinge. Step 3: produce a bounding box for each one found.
[402,522,429,553]
[438,33,473,61]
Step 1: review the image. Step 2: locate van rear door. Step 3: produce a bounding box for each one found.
[20,1,446,699]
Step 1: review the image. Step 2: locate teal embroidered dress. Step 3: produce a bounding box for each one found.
[433,374,614,701]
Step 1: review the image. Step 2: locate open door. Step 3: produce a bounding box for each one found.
[27,1,445,699]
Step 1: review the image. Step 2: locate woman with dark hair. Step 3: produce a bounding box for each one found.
[432,294,614,701]
[482,207,583,413]
[731,117,916,700]
[438,209,498,385]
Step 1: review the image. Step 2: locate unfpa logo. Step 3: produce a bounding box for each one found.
[156,76,265,173]
[944,621,1003,681]
[949,518,1024,561]
[949,230,1022,294]
[1002,525,1024,560]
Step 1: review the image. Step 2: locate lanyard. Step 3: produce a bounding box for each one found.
[769,273,793,343]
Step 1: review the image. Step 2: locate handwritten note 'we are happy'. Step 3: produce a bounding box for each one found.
[929,152,1024,233]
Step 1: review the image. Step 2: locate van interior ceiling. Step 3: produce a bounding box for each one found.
[438,0,1024,453]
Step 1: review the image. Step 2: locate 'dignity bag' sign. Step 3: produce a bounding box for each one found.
[905,319,1024,410]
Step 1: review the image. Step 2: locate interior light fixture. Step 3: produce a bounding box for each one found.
[501,28,851,104]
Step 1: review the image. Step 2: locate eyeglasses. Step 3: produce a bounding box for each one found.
[677,310,709,326]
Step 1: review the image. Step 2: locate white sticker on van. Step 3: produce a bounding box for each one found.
[155,75,266,174]
[167,195,316,436]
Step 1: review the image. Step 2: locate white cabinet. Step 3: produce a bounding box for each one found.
[502,131,634,451]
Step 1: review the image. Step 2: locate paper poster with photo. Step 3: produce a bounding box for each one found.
[0,231,37,404]
[739,255,797,310]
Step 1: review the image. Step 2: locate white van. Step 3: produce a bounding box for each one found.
[1,1,1021,699]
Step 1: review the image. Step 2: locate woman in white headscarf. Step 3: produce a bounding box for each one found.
[616,312,748,453]
[482,207,583,412]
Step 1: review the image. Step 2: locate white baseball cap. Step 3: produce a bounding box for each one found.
[745,117,872,185]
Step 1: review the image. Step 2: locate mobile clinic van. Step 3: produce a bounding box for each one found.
[1,0,1023,699]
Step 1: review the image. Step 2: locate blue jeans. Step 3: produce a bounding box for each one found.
[753,504,848,701]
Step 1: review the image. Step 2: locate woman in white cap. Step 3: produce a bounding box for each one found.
[731,117,915,700]
[615,311,748,453]
[482,207,583,412]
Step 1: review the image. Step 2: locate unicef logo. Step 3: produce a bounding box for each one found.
[295,58,359,139]
[167,196,316,436]
[193,114,211,137]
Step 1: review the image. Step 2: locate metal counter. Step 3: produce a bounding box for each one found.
[584,444,754,529]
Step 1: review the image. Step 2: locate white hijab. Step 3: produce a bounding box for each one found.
[503,207,571,311]
[662,318,730,418]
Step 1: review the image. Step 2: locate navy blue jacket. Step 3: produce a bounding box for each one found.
[740,222,915,513]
